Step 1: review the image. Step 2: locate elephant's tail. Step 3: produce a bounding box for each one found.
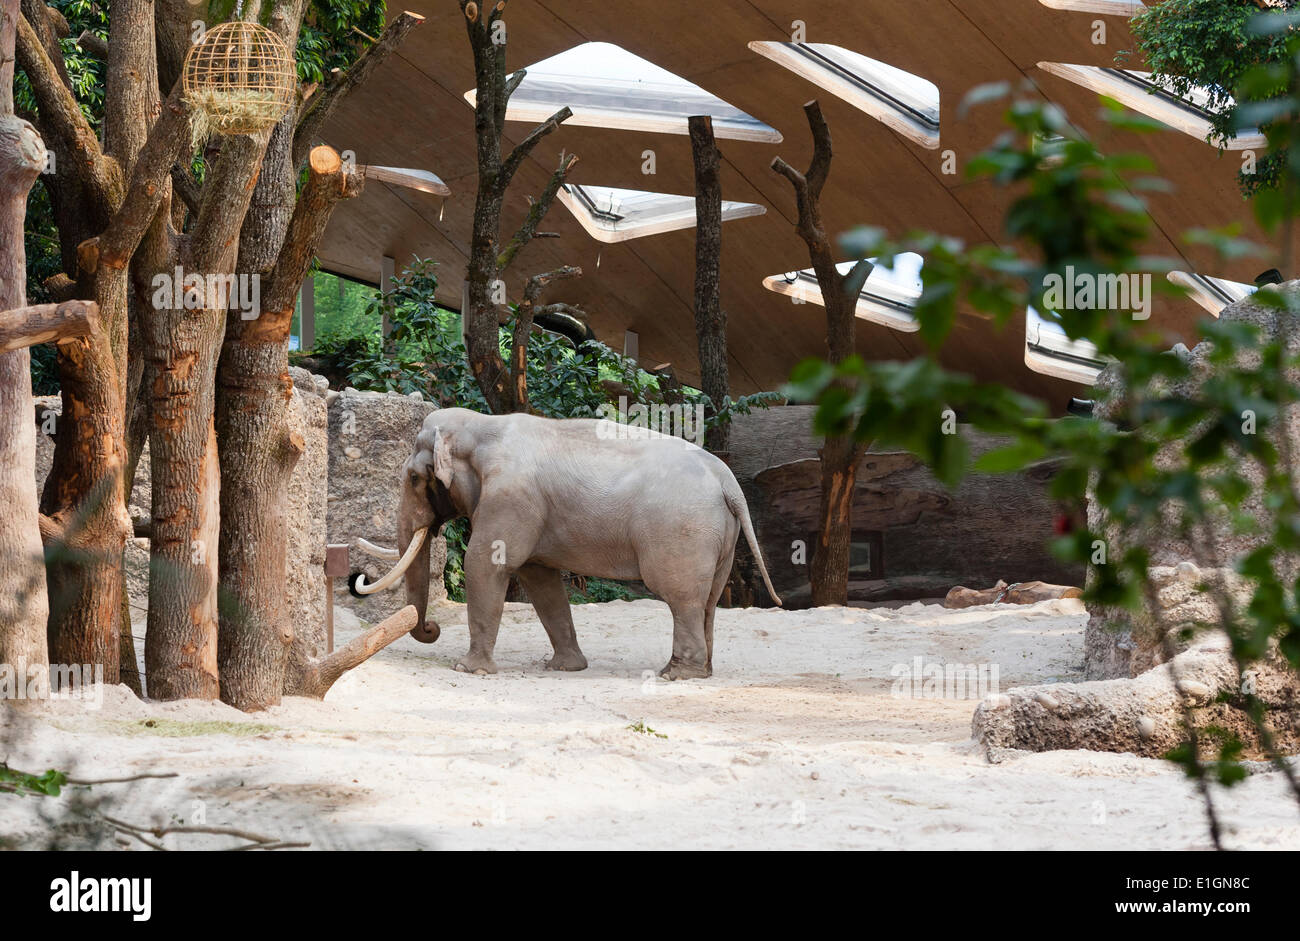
[724,486,782,607]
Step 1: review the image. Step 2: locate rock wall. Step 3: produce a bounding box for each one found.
[1084,286,1300,678]
[286,369,329,674]
[727,406,1084,605]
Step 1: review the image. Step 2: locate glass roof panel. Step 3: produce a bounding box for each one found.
[749,42,940,149]
[464,42,781,143]
[1036,63,1264,150]
[558,184,766,243]
[761,254,925,332]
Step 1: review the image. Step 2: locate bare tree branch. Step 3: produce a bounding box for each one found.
[97,83,191,270]
[258,145,362,326]
[15,11,119,212]
[20,0,69,89]
[498,107,572,196]
[75,29,107,59]
[291,10,425,169]
[497,150,578,272]
[510,265,583,411]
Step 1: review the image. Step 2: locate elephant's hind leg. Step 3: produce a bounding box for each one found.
[657,599,711,681]
[704,549,734,672]
[516,563,588,672]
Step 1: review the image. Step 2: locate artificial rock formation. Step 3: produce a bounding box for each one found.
[975,287,1300,756]
[1085,286,1300,680]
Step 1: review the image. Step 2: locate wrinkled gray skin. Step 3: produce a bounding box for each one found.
[394,408,780,679]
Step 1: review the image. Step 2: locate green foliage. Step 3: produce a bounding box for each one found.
[0,764,67,797]
[567,577,647,604]
[306,257,781,430]
[294,0,388,83]
[626,720,666,738]
[1130,0,1295,196]
[788,23,1300,823]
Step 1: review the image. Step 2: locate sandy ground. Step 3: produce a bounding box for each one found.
[3,597,1299,850]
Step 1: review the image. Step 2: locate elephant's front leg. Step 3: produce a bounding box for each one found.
[516,563,587,671]
[455,534,513,675]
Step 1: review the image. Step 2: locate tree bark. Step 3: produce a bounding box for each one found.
[217,146,360,710]
[460,0,574,413]
[286,605,418,699]
[771,101,869,607]
[36,3,191,686]
[510,265,581,413]
[0,0,51,670]
[688,115,729,453]
[144,129,271,700]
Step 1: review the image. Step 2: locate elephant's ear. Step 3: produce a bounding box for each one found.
[432,428,455,489]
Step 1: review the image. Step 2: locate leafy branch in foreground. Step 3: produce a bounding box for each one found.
[786,17,1300,847]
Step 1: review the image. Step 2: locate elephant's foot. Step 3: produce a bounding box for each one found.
[454,652,498,675]
[659,657,711,681]
[545,648,588,672]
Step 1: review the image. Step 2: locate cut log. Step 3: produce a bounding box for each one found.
[286,604,418,699]
[0,300,99,352]
[944,579,1083,608]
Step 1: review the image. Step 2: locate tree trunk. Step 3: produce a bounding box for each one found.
[688,115,729,453]
[217,145,360,710]
[810,434,857,606]
[0,0,50,669]
[459,1,573,413]
[771,101,867,607]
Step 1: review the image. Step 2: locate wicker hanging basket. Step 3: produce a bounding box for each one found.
[182,21,296,137]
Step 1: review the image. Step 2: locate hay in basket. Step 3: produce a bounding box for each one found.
[182,21,296,140]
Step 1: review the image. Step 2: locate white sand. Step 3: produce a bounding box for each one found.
[4,598,1298,850]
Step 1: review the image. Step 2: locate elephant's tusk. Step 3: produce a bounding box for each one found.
[351,527,428,595]
[355,537,401,561]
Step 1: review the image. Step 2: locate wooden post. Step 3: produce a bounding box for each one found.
[688,114,729,453]
[299,274,315,351]
[623,329,639,363]
[325,543,350,653]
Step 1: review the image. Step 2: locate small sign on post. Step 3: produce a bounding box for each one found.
[324,544,350,653]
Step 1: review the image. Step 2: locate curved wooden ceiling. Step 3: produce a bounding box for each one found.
[314,1,1287,413]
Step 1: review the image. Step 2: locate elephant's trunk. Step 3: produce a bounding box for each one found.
[401,517,439,644]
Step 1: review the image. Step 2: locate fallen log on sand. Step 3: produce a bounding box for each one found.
[945,580,1082,608]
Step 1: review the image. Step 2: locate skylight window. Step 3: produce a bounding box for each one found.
[1037,0,1144,14]
[557,184,766,243]
[464,42,781,143]
[1036,63,1265,150]
[1025,307,1108,385]
[1167,271,1257,316]
[761,254,924,333]
[749,42,940,149]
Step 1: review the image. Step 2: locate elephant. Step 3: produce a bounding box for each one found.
[350,407,780,679]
